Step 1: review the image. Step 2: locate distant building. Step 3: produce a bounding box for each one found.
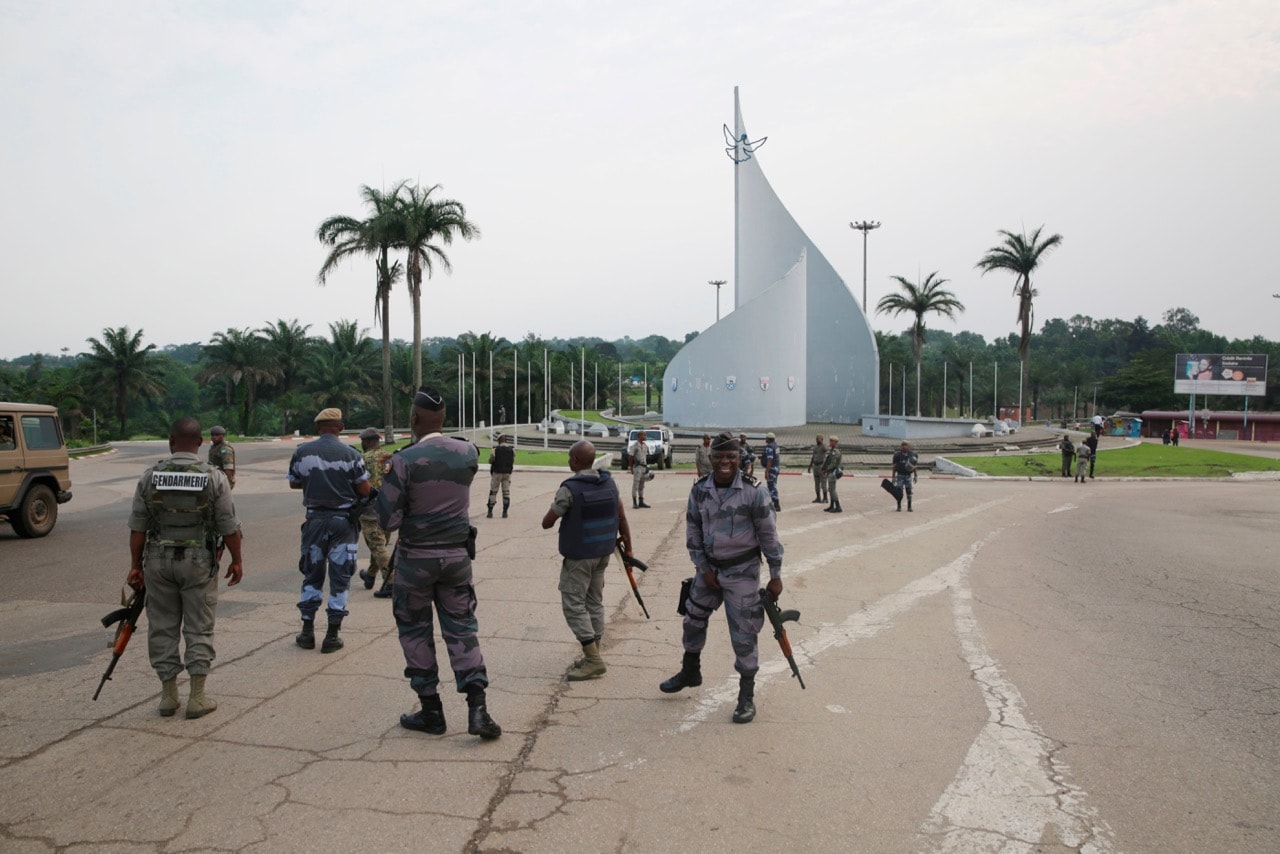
[663,88,878,428]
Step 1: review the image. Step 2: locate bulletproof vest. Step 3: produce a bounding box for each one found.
[491,444,515,474]
[147,458,215,547]
[558,471,619,559]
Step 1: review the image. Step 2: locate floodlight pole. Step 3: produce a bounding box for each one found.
[849,221,881,312]
[709,280,726,322]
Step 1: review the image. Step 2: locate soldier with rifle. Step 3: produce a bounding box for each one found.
[660,432,785,724]
[121,417,243,718]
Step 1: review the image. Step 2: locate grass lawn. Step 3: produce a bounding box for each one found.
[960,443,1280,478]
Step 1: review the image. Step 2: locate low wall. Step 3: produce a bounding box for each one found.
[861,415,993,440]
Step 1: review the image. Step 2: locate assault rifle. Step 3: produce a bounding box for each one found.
[761,589,805,689]
[93,586,146,700]
[615,537,650,619]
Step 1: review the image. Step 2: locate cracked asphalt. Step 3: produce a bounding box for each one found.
[1,439,1277,852]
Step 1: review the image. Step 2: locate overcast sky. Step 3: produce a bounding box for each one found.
[2,0,1278,361]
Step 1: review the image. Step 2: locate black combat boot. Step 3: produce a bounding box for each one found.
[907,496,913,512]
[502,499,509,519]
[359,569,376,590]
[772,499,781,512]
[896,499,902,511]
[659,652,703,693]
[295,620,315,650]
[400,693,446,734]
[732,672,757,723]
[320,621,344,653]
[465,686,502,740]
[486,501,494,518]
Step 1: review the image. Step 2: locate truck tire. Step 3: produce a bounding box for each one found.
[12,484,57,538]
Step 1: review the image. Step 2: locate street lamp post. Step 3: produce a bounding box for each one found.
[709,279,726,321]
[849,220,881,312]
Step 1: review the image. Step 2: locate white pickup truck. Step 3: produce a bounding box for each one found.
[621,425,673,470]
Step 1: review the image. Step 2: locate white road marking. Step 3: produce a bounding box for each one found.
[1048,503,1078,514]
[917,546,1116,852]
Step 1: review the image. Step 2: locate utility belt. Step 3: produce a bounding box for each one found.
[704,547,762,570]
[150,539,213,561]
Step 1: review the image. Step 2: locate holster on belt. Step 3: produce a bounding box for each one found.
[704,547,762,570]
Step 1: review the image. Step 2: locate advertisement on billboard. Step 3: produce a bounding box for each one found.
[1174,354,1269,396]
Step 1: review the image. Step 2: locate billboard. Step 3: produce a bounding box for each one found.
[1174,354,1269,396]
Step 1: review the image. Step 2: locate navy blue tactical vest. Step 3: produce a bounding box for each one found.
[558,470,619,559]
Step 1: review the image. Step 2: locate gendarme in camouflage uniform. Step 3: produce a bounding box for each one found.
[375,385,500,740]
[659,432,784,724]
[822,437,843,513]
[358,428,392,593]
[807,434,827,503]
[207,426,235,489]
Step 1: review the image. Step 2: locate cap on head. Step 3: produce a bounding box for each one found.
[711,431,740,452]
[497,434,508,444]
[829,435,840,443]
[210,425,226,436]
[315,407,343,423]
[359,427,381,440]
[765,432,776,440]
[413,386,445,411]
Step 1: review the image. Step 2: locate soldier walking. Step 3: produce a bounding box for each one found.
[659,433,784,724]
[541,440,634,681]
[207,425,235,489]
[806,433,827,503]
[694,433,713,479]
[822,436,843,513]
[1075,441,1092,483]
[356,427,394,597]
[287,408,371,653]
[891,441,918,512]
[125,417,243,718]
[375,386,501,740]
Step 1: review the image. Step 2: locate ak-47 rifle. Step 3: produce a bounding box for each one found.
[760,589,805,689]
[615,537,650,619]
[93,586,146,700]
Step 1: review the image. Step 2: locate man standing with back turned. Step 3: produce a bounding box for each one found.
[659,432,783,724]
[486,434,515,518]
[288,408,370,654]
[126,417,243,718]
[376,386,502,740]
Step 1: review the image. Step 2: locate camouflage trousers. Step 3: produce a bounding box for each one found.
[359,511,392,583]
[812,469,828,501]
[766,470,780,503]
[487,472,512,507]
[145,544,218,682]
[559,554,609,644]
[893,472,914,496]
[393,550,489,697]
[681,560,765,674]
[297,510,358,622]
[631,467,647,503]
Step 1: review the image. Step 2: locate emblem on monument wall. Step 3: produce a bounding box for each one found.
[787,376,797,390]
[725,376,736,391]
[759,376,770,391]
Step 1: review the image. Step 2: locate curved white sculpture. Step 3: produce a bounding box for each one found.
[663,88,879,428]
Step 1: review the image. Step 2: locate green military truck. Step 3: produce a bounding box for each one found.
[0,403,73,537]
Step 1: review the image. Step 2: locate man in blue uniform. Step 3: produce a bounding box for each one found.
[376,387,501,740]
[542,440,634,680]
[760,432,782,512]
[659,432,784,724]
[287,408,370,654]
[891,441,918,512]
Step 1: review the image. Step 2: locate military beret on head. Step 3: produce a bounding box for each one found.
[829,435,840,443]
[359,427,380,440]
[210,425,226,436]
[766,432,776,440]
[710,431,740,452]
[413,386,445,411]
[314,407,343,423]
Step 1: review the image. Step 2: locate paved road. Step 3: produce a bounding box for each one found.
[1,442,1277,851]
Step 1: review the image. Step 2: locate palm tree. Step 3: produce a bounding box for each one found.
[390,183,480,391]
[304,321,379,413]
[199,328,280,435]
[80,327,166,438]
[876,273,965,416]
[316,185,404,439]
[976,226,1063,421]
[259,319,314,434]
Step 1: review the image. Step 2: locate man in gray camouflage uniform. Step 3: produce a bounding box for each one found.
[628,430,651,509]
[207,425,236,489]
[126,417,243,718]
[659,432,784,724]
[375,386,501,740]
[806,433,827,503]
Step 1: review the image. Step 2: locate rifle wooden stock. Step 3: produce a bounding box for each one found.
[615,539,651,619]
[93,587,146,701]
[761,590,806,689]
